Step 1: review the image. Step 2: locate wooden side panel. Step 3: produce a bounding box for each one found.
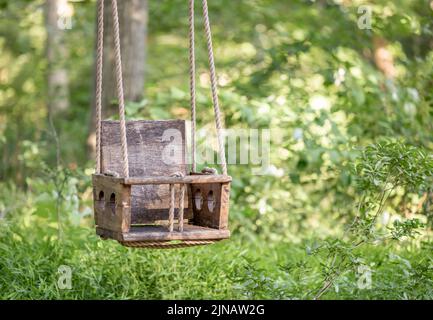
[219,182,230,229]
[100,120,189,223]
[191,182,231,229]
[93,175,131,233]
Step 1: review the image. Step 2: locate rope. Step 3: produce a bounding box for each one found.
[168,184,175,232]
[95,0,227,178]
[201,0,227,176]
[189,0,197,173]
[111,0,129,178]
[95,0,104,174]
[178,183,186,232]
[168,172,186,232]
[120,239,219,249]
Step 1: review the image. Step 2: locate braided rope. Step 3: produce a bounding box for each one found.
[168,183,175,232]
[111,0,129,178]
[189,0,197,173]
[201,0,227,176]
[95,0,104,174]
[168,172,186,232]
[178,183,186,232]
[120,239,218,249]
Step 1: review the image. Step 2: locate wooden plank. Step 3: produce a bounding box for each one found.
[101,120,187,177]
[124,174,232,185]
[131,208,189,224]
[92,173,232,185]
[97,224,230,242]
[219,182,231,229]
[92,174,131,233]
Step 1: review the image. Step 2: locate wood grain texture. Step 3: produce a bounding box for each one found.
[100,120,188,222]
[96,224,230,242]
[92,174,131,232]
[191,182,231,229]
[101,120,187,177]
[124,174,232,185]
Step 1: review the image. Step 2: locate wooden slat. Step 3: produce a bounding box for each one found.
[131,208,192,224]
[92,174,232,185]
[96,225,230,242]
[124,175,232,185]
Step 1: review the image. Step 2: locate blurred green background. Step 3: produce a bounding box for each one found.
[0,0,433,299]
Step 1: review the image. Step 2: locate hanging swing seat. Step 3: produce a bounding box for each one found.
[92,0,230,249]
[93,120,231,248]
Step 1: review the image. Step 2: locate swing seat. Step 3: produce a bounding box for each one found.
[92,120,231,249]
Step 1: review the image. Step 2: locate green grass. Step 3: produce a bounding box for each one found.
[0,221,432,300]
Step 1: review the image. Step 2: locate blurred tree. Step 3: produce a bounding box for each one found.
[88,0,148,155]
[45,0,70,114]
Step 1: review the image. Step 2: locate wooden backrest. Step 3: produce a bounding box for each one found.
[101,120,187,177]
[101,120,191,223]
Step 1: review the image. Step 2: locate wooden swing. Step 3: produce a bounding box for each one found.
[92,0,231,249]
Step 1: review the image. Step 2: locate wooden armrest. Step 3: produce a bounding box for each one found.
[92,174,231,185]
[123,174,232,185]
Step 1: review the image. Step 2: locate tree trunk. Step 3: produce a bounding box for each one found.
[373,36,396,80]
[45,0,70,114]
[88,0,148,156]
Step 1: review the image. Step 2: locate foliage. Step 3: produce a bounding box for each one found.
[1,0,433,299]
[309,140,431,299]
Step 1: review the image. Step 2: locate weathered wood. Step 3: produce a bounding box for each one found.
[92,173,231,185]
[191,182,230,229]
[131,209,190,224]
[92,174,131,233]
[96,224,230,242]
[219,182,231,229]
[101,120,188,222]
[123,174,232,185]
[101,120,187,176]
[91,120,232,245]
